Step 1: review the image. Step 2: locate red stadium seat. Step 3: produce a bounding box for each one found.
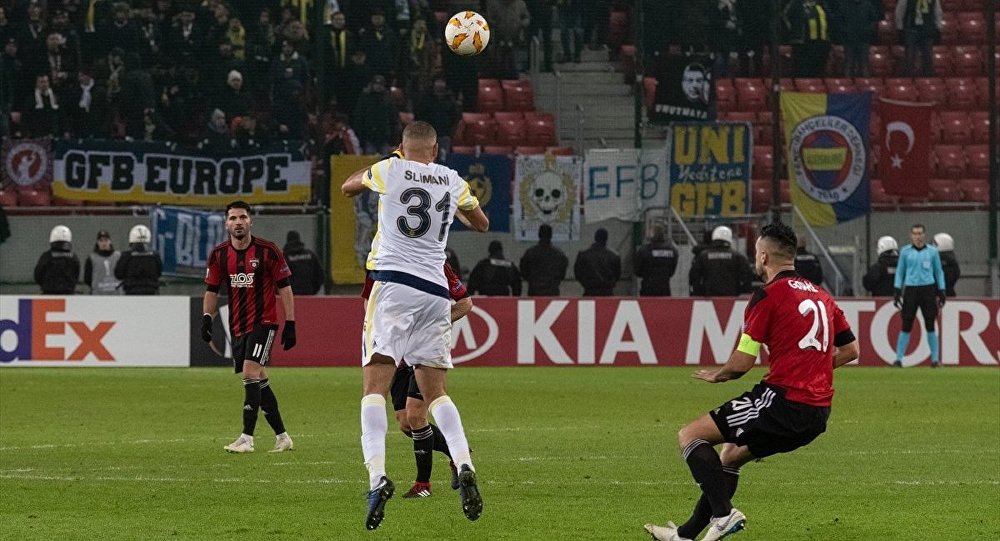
[957,12,986,45]
[546,146,575,156]
[929,179,962,202]
[869,46,893,77]
[722,111,756,124]
[399,111,414,127]
[878,18,896,44]
[493,111,524,123]
[523,111,556,123]
[886,83,920,102]
[495,114,527,145]
[941,0,963,11]
[854,77,885,96]
[974,77,992,109]
[715,83,737,112]
[753,146,773,180]
[938,13,958,45]
[502,79,535,112]
[965,145,989,178]
[946,84,977,110]
[794,78,826,92]
[0,188,17,207]
[449,145,478,156]
[961,0,984,10]
[757,111,775,145]
[931,46,953,76]
[514,146,546,155]
[737,84,766,112]
[477,80,504,113]
[953,48,983,77]
[525,116,556,146]
[16,188,51,206]
[959,179,989,203]
[750,181,771,213]
[970,111,990,144]
[935,145,968,178]
[482,145,514,155]
[916,82,946,104]
[939,112,972,144]
[457,112,496,145]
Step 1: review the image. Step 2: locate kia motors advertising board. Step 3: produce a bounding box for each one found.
[1,296,189,366]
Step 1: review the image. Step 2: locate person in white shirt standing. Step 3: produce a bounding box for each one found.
[342,121,489,531]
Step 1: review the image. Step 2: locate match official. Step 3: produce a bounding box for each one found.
[893,224,946,368]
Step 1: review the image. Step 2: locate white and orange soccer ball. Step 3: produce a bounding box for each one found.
[444,11,490,56]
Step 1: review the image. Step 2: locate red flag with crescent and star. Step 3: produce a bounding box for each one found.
[877,99,933,197]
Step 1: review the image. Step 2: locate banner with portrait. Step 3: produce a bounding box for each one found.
[649,54,715,124]
[667,122,753,217]
[513,154,582,241]
[329,154,382,284]
[51,139,312,206]
[444,153,512,232]
[2,138,53,190]
[583,148,669,222]
[150,206,227,277]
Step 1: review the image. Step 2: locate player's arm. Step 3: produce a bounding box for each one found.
[278,284,297,350]
[831,305,858,369]
[451,297,473,322]
[341,166,370,197]
[693,336,758,383]
[455,209,473,228]
[201,251,223,342]
[457,205,489,232]
[833,340,860,369]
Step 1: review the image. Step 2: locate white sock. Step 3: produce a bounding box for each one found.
[428,396,474,471]
[361,394,388,489]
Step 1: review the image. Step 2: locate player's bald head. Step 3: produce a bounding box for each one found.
[758,222,797,262]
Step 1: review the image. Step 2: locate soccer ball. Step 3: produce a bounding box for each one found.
[444,11,490,56]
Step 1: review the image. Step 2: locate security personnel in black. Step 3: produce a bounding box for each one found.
[283,230,325,295]
[794,236,824,286]
[115,224,162,295]
[34,225,81,294]
[634,224,678,296]
[520,224,569,296]
[934,232,960,297]
[862,236,899,296]
[688,226,753,296]
[574,228,621,296]
[468,240,522,296]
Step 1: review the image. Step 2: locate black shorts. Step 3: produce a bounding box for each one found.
[901,284,938,331]
[389,363,424,412]
[231,325,278,374]
[710,383,830,459]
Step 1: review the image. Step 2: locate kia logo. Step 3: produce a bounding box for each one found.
[451,306,498,364]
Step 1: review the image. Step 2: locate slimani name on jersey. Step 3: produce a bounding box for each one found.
[404,170,451,185]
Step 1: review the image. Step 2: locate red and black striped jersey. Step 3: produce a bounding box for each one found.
[205,236,292,337]
[362,261,468,301]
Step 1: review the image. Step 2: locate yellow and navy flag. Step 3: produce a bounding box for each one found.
[781,92,872,226]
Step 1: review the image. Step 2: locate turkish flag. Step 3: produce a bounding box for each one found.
[878,99,933,196]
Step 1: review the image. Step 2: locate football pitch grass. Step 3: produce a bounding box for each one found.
[1,367,997,541]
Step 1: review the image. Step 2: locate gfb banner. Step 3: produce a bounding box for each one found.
[51,139,311,205]
[151,206,227,277]
[650,54,714,124]
[583,148,669,222]
[0,296,189,366]
[445,153,512,232]
[2,137,53,190]
[329,154,381,284]
[781,92,872,226]
[514,154,582,241]
[667,122,752,217]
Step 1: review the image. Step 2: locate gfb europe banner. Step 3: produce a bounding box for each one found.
[668,122,752,217]
[445,153,512,232]
[329,154,381,284]
[52,139,311,205]
[781,92,872,226]
[150,206,226,277]
[514,154,582,241]
[584,148,669,223]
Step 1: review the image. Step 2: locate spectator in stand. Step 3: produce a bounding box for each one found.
[103,2,142,56]
[415,78,460,156]
[574,228,621,296]
[84,230,122,295]
[933,233,960,297]
[689,226,754,297]
[486,0,531,78]
[557,0,583,63]
[94,47,125,105]
[1,38,19,138]
[862,235,899,296]
[201,108,234,150]
[235,113,273,149]
[16,3,46,60]
[22,74,61,137]
[167,7,203,69]
[120,52,156,139]
[895,0,942,77]
[49,9,82,70]
[270,39,309,97]
[353,74,400,155]
[66,67,110,138]
[407,17,436,97]
[137,10,164,68]
[326,11,357,101]
[218,70,254,121]
[711,0,747,77]
[320,111,361,155]
[33,31,76,97]
[115,225,163,295]
[520,224,568,296]
[634,224,679,296]
[338,48,370,116]
[833,0,881,77]
[794,236,825,287]
[205,40,245,107]
[273,79,308,140]
[783,0,831,78]
[248,8,277,103]
[283,230,326,295]
[226,17,248,62]
[35,225,80,295]
[468,241,523,296]
[359,7,399,80]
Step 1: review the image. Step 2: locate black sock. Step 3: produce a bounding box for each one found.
[430,424,451,458]
[677,466,741,539]
[411,425,435,483]
[682,440,732,518]
[242,379,262,436]
[258,379,286,435]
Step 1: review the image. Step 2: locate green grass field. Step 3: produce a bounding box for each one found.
[1,367,998,540]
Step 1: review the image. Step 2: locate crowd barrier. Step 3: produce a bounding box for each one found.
[2,296,997,367]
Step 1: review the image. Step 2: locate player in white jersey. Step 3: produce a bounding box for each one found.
[342,121,489,531]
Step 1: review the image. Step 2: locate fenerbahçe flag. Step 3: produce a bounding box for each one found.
[781,92,872,226]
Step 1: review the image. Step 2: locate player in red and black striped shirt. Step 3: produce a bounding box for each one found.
[645,223,860,541]
[201,200,298,454]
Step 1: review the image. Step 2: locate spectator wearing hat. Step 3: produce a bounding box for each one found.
[863,235,899,297]
[689,225,753,297]
[574,228,621,296]
[66,67,110,138]
[468,241,522,296]
[84,230,123,295]
[283,230,326,295]
[934,232,960,297]
[218,70,254,121]
[35,225,80,295]
[201,108,235,150]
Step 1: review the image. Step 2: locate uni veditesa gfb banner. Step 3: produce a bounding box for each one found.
[781,92,872,226]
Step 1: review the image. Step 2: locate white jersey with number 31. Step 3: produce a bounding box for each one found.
[363,157,479,288]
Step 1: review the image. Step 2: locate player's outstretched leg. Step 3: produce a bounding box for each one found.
[457,465,482,521]
[427,395,483,520]
[259,379,293,452]
[405,424,435,498]
[366,476,395,530]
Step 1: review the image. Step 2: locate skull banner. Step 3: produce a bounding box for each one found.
[514,153,581,241]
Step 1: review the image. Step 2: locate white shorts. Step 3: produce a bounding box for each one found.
[362,281,453,369]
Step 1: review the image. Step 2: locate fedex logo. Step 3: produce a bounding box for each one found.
[0,299,116,362]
